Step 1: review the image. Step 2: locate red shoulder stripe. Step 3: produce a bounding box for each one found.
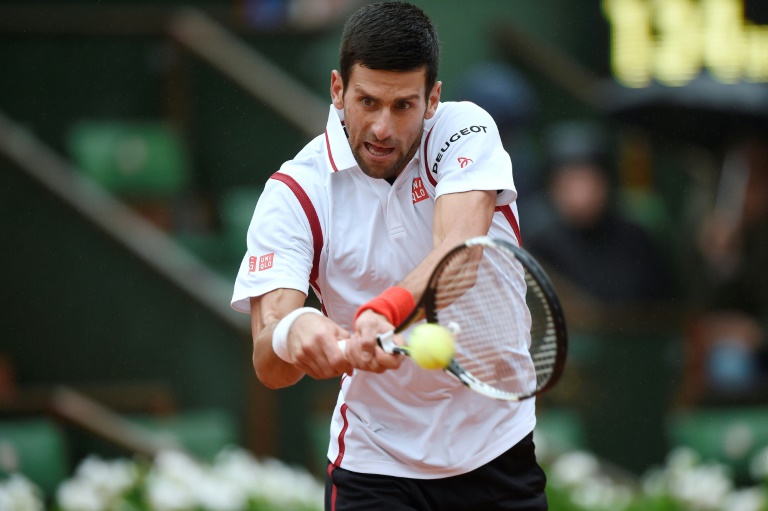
[270,172,323,293]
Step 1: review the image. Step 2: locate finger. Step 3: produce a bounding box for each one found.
[391,332,407,348]
[293,345,334,379]
[324,336,353,375]
[373,348,403,371]
[320,326,354,374]
[351,330,379,364]
[342,335,367,367]
[344,335,385,372]
[294,336,347,379]
[352,344,400,374]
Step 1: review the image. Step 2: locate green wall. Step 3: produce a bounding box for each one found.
[0,162,252,448]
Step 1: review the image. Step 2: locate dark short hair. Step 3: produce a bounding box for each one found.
[339,1,440,96]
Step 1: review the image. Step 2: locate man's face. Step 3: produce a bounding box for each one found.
[551,163,609,228]
[331,64,441,180]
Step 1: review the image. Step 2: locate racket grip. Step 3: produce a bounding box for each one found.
[336,332,399,357]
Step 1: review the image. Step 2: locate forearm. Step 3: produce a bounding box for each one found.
[397,240,455,300]
[250,289,354,385]
[251,296,306,389]
[252,323,305,389]
[399,190,496,300]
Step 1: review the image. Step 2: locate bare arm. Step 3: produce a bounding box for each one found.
[250,289,351,389]
[347,190,496,369]
[401,189,496,299]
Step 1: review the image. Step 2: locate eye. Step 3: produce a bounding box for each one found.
[361,98,375,108]
[396,101,412,111]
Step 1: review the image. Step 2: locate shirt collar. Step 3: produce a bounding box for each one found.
[323,105,358,173]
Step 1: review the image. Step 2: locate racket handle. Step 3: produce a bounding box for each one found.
[336,331,400,357]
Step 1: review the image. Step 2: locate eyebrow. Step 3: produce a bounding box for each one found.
[353,86,420,103]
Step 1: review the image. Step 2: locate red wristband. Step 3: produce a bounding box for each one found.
[354,286,416,327]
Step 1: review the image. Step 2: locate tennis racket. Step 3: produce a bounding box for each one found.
[343,235,567,401]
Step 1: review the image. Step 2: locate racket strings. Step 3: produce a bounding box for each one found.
[525,273,559,387]
[433,244,557,397]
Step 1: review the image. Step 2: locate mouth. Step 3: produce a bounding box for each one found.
[364,141,395,159]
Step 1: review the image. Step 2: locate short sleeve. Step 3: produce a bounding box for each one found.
[428,102,516,206]
[230,177,315,313]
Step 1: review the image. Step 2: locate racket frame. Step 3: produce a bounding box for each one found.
[397,236,568,401]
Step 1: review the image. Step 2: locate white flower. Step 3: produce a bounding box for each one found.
[192,474,247,511]
[145,473,196,511]
[669,463,733,510]
[56,455,139,511]
[59,447,327,511]
[549,451,600,488]
[0,474,45,511]
[76,456,138,500]
[749,445,768,481]
[719,487,767,511]
[213,447,324,507]
[56,478,103,511]
[666,446,701,472]
[146,450,205,511]
[152,450,207,485]
[570,474,633,510]
[213,447,267,496]
[257,457,324,506]
[146,449,251,511]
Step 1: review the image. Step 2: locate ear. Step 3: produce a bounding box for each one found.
[425,80,442,120]
[330,70,345,109]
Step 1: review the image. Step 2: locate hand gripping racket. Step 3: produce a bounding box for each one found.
[345,235,568,401]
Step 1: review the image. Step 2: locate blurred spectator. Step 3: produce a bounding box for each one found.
[524,120,670,304]
[681,138,768,402]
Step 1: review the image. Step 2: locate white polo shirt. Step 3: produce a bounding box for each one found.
[232,101,535,479]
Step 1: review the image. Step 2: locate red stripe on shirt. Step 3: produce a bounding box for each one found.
[325,130,339,172]
[270,172,324,294]
[422,126,437,187]
[333,403,350,467]
[495,204,523,247]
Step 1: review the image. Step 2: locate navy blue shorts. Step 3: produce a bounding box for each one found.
[325,432,547,511]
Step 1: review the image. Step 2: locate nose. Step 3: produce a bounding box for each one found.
[370,110,393,141]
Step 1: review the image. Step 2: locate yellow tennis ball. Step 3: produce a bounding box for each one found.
[408,323,455,370]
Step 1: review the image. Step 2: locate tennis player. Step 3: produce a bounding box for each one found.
[231,2,547,509]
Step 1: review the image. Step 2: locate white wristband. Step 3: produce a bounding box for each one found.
[272,307,323,363]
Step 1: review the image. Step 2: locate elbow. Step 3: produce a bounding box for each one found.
[256,374,288,390]
[252,353,282,389]
[252,352,302,390]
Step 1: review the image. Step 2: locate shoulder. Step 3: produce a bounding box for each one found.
[428,101,497,132]
[266,134,328,204]
[252,138,328,245]
[424,101,501,154]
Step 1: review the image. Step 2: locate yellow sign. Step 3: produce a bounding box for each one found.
[603,0,768,87]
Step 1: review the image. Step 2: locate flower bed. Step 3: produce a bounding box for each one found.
[2,442,768,511]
